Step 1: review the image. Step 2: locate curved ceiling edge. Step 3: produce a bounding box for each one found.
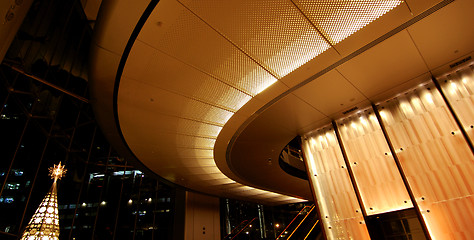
[89,0,176,186]
[221,0,455,193]
[91,0,305,205]
[112,1,166,181]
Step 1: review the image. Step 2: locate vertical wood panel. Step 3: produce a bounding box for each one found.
[302,126,370,240]
[378,81,474,240]
[336,110,413,215]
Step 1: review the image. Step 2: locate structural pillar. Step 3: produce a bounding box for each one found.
[174,189,220,240]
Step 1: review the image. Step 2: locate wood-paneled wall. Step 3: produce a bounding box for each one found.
[379,82,474,240]
[302,63,474,240]
[337,111,413,216]
[303,126,370,240]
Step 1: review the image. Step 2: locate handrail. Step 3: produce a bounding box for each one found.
[303,220,319,240]
[276,205,312,239]
[223,219,249,239]
[230,217,257,240]
[287,206,315,239]
[287,146,302,157]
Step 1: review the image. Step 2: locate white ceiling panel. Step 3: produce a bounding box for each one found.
[407,0,474,70]
[293,69,367,116]
[337,30,429,98]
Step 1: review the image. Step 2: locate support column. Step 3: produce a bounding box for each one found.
[174,190,220,240]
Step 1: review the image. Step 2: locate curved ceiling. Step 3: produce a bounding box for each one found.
[89,0,474,205]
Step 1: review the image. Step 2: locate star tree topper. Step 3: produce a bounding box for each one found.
[48,162,67,182]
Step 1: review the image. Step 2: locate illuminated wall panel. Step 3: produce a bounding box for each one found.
[336,110,413,216]
[438,64,474,141]
[377,82,474,239]
[302,126,370,240]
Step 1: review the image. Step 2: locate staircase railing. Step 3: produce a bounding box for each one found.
[276,205,313,239]
[223,217,257,240]
[287,205,315,239]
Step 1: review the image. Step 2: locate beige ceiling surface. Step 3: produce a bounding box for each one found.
[226,0,474,193]
[336,30,430,98]
[293,70,365,116]
[90,0,474,205]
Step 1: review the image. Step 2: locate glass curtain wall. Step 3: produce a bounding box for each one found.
[221,199,314,240]
[0,0,176,239]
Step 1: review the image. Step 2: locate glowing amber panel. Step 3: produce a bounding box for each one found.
[378,81,474,240]
[337,109,413,216]
[438,64,474,142]
[302,126,370,240]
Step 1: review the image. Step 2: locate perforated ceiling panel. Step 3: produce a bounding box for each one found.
[120,79,235,126]
[176,136,215,149]
[121,109,223,139]
[294,0,403,44]
[136,49,252,112]
[173,118,222,138]
[177,100,233,126]
[138,0,278,96]
[177,149,214,159]
[116,0,407,204]
[178,0,331,77]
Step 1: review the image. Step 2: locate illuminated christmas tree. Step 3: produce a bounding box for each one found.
[21,162,66,240]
